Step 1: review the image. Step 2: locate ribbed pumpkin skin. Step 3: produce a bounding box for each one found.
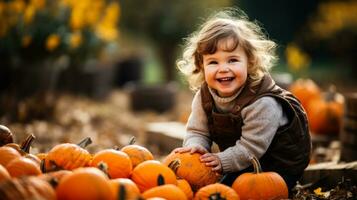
[91,149,132,178]
[0,164,10,181]
[194,183,239,200]
[56,167,113,200]
[131,160,177,193]
[109,178,141,200]
[45,143,92,171]
[121,144,154,168]
[6,157,41,177]
[177,179,193,200]
[162,152,219,191]
[0,146,21,167]
[0,176,56,200]
[142,184,188,200]
[232,172,288,200]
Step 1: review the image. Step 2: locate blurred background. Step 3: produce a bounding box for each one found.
[0,0,356,165]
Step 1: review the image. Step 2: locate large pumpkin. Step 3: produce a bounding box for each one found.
[194,183,240,200]
[56,167,113,200]
[120,137,154,168]
[307,86,344,135]
[91,149,132,179]
[232,157,288,200]
[131,160,177,193]
[289,78,321,110]
[163,152,219,192]
[44,137,92,171]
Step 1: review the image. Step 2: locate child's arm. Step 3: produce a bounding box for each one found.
[180,90,212,152]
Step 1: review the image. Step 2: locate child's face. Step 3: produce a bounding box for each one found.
[202,38,248,97]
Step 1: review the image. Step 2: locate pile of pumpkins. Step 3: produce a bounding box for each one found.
[0,125,289,200]
[289,78,345,135]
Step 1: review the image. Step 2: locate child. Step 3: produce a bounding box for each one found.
[174,9,311,194]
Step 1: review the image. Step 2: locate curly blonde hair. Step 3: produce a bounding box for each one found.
[177,9,278,91]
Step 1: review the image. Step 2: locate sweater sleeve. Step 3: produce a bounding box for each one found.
[217,96,289,173]
[183,90,212,151]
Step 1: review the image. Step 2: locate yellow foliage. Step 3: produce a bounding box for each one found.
[69,31,82,49]
[285,43,310,71]
[46,34,60,51]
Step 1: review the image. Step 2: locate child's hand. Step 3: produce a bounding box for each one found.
[200,153,222,173]
[173,145,208,154]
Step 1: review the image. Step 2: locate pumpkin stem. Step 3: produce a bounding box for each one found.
[118,184,126,200]
[251,156,262,174]
[128,136,136,145]
[168,159,181,174]
[325,85,337,102]
[209,193,226,200]
[20,134,35,153]
[97,161,111,179]
[77,137,92,148]
[157,174,165,186]
[40,159,46,173]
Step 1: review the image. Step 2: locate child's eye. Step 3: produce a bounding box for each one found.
[228,58,239,63]
[208,61,218,65]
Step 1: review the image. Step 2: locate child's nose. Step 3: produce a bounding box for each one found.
[218,64,230,72]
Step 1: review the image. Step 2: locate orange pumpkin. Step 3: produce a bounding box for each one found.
[177,179,194,200]
[232,157,288,200]
[120,137,154,168]
[0,164,10,181]
[44,137,92,171]
[91,149,132,179]
[163,152,219,192]
[6,157,42,177]
[194,183,240,200]
[109,178,141,200]
[56,167,113,200]
[131,160,177,193]
[0,125,13,146]
[289,78,322,110]
[307,86,344,135]
[0,146,22,167]
[0,176,56,200]
[38,170,73,187]
[142,184,187,200]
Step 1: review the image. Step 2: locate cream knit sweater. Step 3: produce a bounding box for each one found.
[183,87,289,173]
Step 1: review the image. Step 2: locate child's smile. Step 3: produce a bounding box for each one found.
[203,38,248,97]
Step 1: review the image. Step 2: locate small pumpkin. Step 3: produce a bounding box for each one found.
[56,167,113,200]
[194,183,239,200]
[289,78,322,110]
[0,164,10,181]
[91,149,132,179]
[163,152,219,192]
[232,157,288,200]
[6,157,42,178]
[38,170,73,187]
[0,176,56,200]
[44,137,92,172]
[177,178,194,200]
[4,134,35,156]
[131,160,177,193]
[142,174,187,200]
[307,85,344,135]
[0,125,13,147]
[0,146,22,167]
[109,178,141,200]
[120,137,154,168]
